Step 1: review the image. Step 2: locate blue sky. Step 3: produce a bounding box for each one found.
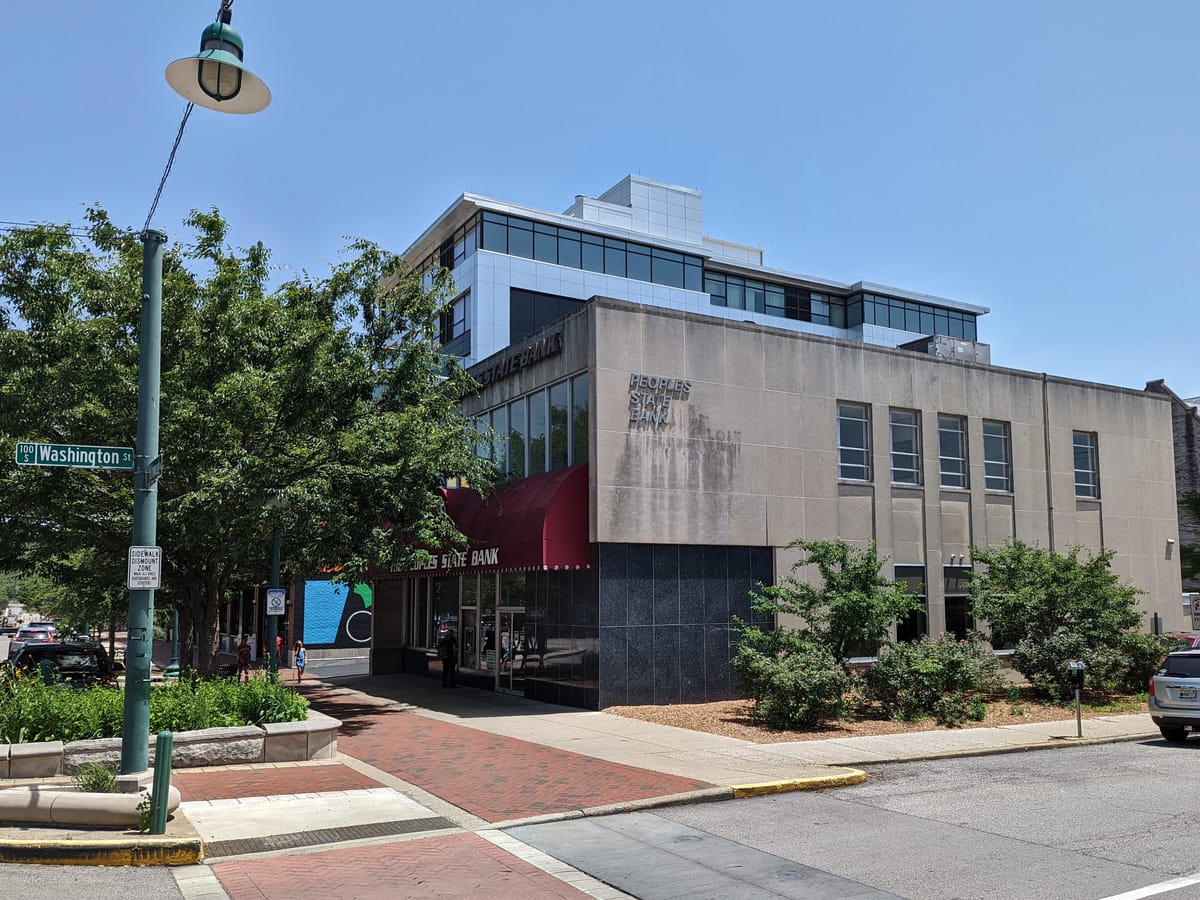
[3,1,1197,393]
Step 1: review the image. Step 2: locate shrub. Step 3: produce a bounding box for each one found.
[734,642,853,728]
[72,761,117,793]
[0,671,308,745]
[865,635,1002,726]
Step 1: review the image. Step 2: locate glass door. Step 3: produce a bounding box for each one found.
[498,608,526,695]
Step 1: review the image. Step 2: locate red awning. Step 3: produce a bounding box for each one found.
[394,464,590,577]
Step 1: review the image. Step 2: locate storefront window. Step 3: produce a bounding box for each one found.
[431,575,459,649]
[490,405,508,478]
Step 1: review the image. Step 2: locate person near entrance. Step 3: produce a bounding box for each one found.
[438,627,459,687]
[236,635,252,683]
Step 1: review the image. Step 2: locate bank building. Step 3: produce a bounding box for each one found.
[347,174,1182,710]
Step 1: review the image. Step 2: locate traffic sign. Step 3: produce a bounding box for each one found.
[15,442,134,470]
[127,546,162,590]
[266,588,286,616]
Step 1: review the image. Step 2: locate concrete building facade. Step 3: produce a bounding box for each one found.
[367,176,1185,710]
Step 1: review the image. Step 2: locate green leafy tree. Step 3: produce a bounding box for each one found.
[969,539,1149,698]
[747,539,921,665]
[0,209,490,674]
[732,538,920,728]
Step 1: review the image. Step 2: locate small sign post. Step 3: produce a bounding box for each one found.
[127,546,162,590]
[265,588,286,616]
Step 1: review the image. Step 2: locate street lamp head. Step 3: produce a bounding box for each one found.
[165,19,271,114]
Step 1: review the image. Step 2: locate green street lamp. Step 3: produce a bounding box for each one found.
[165,13,271,114]
[119,3,271,778]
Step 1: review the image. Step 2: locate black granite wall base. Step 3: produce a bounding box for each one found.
[597,544,773,707]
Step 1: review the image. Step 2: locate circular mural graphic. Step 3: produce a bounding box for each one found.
[345,609,372,643]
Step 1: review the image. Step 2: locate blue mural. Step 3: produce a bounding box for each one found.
[303,581,373,648]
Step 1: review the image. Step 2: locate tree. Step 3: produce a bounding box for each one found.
[0,209,490,673]
[748,538,922,665]
[969,539,1152,698]
[731,538,920,728]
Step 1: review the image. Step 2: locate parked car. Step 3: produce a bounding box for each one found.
[0,613,19,634]
[2,640,121,688]
[1148,649,1200,742]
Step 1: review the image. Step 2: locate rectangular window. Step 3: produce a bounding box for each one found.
[944,566,974,640]
[581,235,604,272]
[490,406,508,478]
[938,414,968,488]
[508,398,527,480]
[528,389,548,476]
[837,402,871,481]
[533,224,557,263]
[557,233,581,269]
[549,381,569,471]
[626,248,651,282]
[603,239,626,277]
[894,565,927,643]
[571,373,589,465]
[982,420,1012,492]
[889,409,921,485]
[1073,431,1099,499]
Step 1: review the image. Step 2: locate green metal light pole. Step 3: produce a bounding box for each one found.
[119,230,166,776]
[118,6,271,776]
[269,523,281,677]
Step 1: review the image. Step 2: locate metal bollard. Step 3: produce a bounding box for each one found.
[150,730,174,834]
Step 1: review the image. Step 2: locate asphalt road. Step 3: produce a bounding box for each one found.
[0,863,184,899]
[510,739,1200,900]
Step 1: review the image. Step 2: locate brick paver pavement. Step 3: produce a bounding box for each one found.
[212,831,590,899]
[174,763,383,802]
[304,685,714,822]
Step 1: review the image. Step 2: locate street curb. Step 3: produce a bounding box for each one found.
[0,836,203,867]
[826,730,1159,767]
[731,769,868,798]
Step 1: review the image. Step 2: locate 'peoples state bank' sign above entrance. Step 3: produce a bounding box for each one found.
[392,547,502,576]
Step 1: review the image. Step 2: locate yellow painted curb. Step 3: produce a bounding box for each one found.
[731,769,867,798]
[0,838,202,867]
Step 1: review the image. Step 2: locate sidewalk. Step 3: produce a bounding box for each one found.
[0,671,1160,886]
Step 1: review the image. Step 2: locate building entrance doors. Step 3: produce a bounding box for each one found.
[497,608,525,695]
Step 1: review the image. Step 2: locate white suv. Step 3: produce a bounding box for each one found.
[1149,650,1200,743]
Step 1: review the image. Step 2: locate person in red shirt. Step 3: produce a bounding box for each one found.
[275,633,284,668]
[237,635,252,683]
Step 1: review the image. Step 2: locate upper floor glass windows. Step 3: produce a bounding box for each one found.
[938,414,968,489]
[890,409,922,485]
[838,402,871,481]
[479,212,704,292]
[983,420,1012,492]
[1073,431,1099,499]
[476,374,589,481]
[857,293,977,341]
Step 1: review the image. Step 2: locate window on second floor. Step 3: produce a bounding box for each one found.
[837,402,871,481]
[1073,431,1099,499]
[938,414,968,489]
[889,409,921,485]
[983,420,1012,492]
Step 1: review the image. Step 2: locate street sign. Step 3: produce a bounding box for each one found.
[1191,604,1200,632]
[15,442,134,470]
[127,546,162,590]
[266,588,286,616]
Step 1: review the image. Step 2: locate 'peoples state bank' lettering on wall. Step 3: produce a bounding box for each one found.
[629,373,691,426]
[408,547,501,572]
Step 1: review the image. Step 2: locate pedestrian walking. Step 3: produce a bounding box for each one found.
[294,640,306,682]
[236,635,252,683]
[437,627,458,687]
[275,633,284,668]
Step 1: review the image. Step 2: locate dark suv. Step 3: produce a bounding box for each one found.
[1148,650,1200,743]
[2,641,120,688]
